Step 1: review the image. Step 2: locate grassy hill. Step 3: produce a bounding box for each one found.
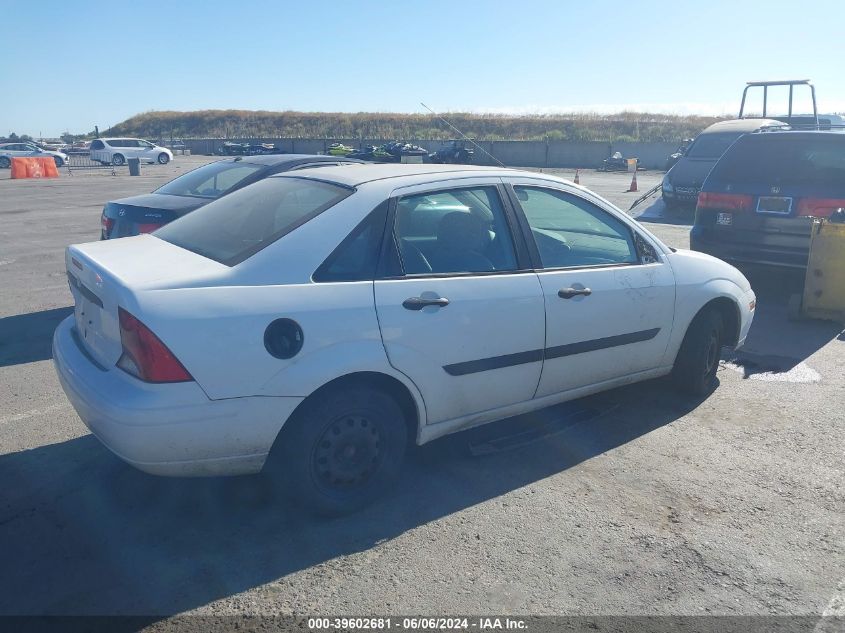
[104,110,725,142]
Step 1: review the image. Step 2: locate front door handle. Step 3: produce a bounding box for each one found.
[403,296,450,310]
[558,287,592,299]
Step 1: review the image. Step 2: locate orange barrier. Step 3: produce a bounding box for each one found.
[10,157,59,179]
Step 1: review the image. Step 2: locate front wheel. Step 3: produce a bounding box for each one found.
[672,308,724,396]
[111,154,125,166]
[54,156,64,167]
[0,156,10,169]
[271,386,408,515]
[157,153,170,165]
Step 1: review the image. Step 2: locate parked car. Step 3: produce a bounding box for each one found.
[89,138,173,166]
[64,141,91,155]
[662,119,782,210]
[691,130,845,269]
[0,142,69,168]
[429,140,474,164]
[54,164,755,514]
[100,154,362,239]
[160,139,187,151]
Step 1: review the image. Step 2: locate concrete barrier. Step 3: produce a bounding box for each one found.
[182,137,675,170]
[10,157,59,179]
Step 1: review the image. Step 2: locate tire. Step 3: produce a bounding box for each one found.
[157,153,170,165]
[272,386,408,515]
[672,308,724,396]
[111,154,125,166]
[0,156,9,169]
[54,156,64,167]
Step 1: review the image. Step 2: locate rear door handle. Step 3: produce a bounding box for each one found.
[558,287,592,299]
[403,296,450,310]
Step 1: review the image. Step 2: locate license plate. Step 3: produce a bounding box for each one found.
[717,213,733,226]
[757,196,792,214]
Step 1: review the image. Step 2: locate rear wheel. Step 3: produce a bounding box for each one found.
[0,156,9,169]
[111,154,125,166]
[672,308,723,396]
[53,156,64,167]
[272,386,408,515]
[157,153,170,165]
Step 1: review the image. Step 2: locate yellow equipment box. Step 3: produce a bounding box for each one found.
[802,219,845,323]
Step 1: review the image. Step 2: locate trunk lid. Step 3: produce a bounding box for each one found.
[65,235,231,369]
[103,193,206,238]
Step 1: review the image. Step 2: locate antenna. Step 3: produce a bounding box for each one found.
[420,102,505,167]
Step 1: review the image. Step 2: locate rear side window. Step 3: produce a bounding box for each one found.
[155,177,352,266]
[90,140,105,150]
[686,133,743,159]
[710,135,845,186]
[314,201,388,282]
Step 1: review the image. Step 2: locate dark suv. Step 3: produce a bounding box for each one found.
[691,131,845,269]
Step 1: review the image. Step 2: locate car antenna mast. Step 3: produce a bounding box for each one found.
[420,102,505,167]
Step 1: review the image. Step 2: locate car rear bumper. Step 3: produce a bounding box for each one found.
[52,316,302,476]
[690,226,809,269]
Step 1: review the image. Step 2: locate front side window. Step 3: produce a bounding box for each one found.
[155,161,265,198]
[514,186,637,268]
[155,176,352,266]
[393,186,517,275]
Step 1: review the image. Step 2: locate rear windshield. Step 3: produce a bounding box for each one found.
[154,177,352,265]
[686,132,743,159]
[709,134,845,186]
[155,160,266,199]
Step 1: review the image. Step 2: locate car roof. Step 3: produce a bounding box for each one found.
[742,130,845,141]
[700,118,783,134]
[271,163,527,187]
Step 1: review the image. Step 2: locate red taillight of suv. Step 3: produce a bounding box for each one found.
[116,308,193,383]
[797,198,845,218]
[696,192,754,212]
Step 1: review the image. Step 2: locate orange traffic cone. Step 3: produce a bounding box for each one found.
[627,171,638,192]
[574,169,580,185]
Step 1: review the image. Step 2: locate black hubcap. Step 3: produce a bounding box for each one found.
[313,415,382,489]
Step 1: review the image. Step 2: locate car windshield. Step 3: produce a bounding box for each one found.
[154,176,352,265]
[154,160,266,199]
[685,132,743,159]
[709,134,845,186]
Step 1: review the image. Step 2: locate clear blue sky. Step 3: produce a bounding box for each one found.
[5,0,844,137]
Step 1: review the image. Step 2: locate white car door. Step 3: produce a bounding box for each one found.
[374,180,546,425]
[137,140,157,161]
[504,180,676,398]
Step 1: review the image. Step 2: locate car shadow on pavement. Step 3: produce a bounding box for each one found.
[631,198,695,226]
[0,379,703,618]
[0,306,72,368]
[723,266,843,378]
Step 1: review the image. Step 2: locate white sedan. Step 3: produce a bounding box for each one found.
[53,164,756,513]
[0,142,69,168]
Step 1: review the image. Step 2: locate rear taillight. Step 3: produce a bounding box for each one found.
[117,308,193,383]
[101,214,114,236]
[137,223,163,234]
[797,198,845,218]
[696,192,754,212]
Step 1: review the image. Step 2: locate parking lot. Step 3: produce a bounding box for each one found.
[0,157,842,623]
